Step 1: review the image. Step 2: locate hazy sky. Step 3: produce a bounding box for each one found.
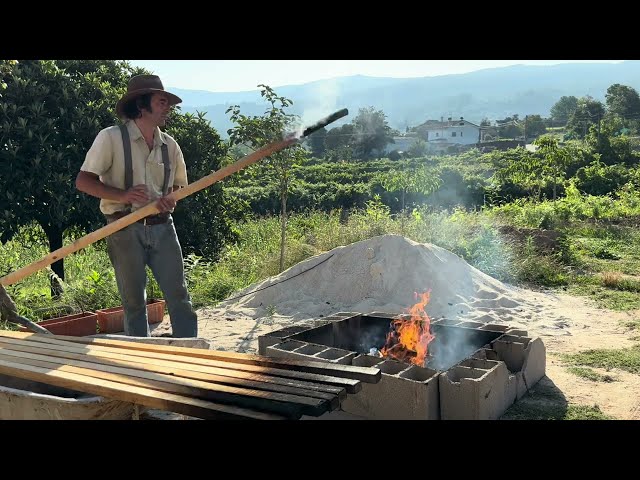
[128,60,623,92]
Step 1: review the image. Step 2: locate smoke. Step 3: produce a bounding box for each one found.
[301,78,340,127]
[426,325,491,371]
[282,78,343,141]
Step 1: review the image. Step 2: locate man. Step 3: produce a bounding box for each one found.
[76,74,197,337]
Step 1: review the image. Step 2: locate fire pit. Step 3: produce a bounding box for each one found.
[258,312,545,420]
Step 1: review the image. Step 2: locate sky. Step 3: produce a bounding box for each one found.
[128,60,624,93]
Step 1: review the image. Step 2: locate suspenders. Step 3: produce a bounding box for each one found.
[119,124,171,196]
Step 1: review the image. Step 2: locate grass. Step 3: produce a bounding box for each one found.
[566,366,616,383]
[561,346,640,375]
[502,402,611,420]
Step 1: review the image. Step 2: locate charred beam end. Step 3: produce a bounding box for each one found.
[301,108,348,138]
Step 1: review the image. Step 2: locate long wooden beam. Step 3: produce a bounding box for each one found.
[0,342,341,407]
[3,331,381,383]
[0,356,289,420]
[0,332,362,393]
[0,349,331,417]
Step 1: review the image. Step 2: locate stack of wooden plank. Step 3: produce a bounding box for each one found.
[0,330,381,420]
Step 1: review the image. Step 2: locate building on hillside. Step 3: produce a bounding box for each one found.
[416,117,482,153]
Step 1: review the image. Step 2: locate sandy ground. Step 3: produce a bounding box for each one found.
[151,235,640,420]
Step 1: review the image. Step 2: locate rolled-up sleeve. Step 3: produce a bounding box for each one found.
[81,128,113,176]
[173,143,188,187]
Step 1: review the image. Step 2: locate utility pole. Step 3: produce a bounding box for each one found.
[597,114,602,144]
[524,115,528,144]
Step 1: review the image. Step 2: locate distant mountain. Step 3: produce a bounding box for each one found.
[170,61,640,137]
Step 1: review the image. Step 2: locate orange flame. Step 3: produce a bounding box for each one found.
[379,291,435,366]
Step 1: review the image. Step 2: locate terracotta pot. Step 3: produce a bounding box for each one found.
[96,299,166,334]
[19,312,98,337]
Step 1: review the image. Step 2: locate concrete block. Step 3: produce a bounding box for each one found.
[439,358,517,420]
[257,324,318,355]
[341,355,440,420]
[515,337,546,399]
[266,339,356,364]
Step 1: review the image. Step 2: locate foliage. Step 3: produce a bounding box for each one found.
[533,135,572,200]
[351,106,396,159]
[226,84,308,272]
[605,83,640,120]
[0,60,137,286]
[550,95,578,124]
[574,160,630,196]
[566,96,605,139]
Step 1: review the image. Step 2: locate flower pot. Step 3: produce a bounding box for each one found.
[19,312,98,337]
[96,299,166,334]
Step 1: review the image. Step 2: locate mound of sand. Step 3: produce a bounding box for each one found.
[196,234,556,329]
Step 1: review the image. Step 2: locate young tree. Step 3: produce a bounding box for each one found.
[226,84,307,272]
[378,164,441,232]
[533,135,570,201]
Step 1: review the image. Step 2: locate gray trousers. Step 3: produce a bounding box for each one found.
[106,216,198,337]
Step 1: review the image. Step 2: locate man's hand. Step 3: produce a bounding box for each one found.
[121,184,149,205]
[156,194,177,213]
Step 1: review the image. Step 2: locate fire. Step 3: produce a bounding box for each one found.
[379,291,435,366]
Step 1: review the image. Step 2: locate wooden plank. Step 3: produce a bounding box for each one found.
[0,333,362,393]
[19,332,382,383]
[0,350,331,417]
[0,339,344,403]
[0,356,289,420]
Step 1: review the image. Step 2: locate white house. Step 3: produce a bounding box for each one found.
[420,117,481,152]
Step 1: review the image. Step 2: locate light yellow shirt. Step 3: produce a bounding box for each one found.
[80,120,188,215]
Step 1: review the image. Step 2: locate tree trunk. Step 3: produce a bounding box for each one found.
[279,188,287,273]
[43,224,64,298]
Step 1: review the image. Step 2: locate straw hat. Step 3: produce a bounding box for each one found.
[116,74,182,118]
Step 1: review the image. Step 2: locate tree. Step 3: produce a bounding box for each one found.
[566,96,605,139]
[325,124,354,151]
[533,135,571,200]
[550,96,578,125]
[226,84,307,272]
[496,115,522,139]
[524,114,547,139]
[406,139,427,158]
[605,83,640,119]
[0,60,136,294]
[378,164,441,232]
[351,107,395,159]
